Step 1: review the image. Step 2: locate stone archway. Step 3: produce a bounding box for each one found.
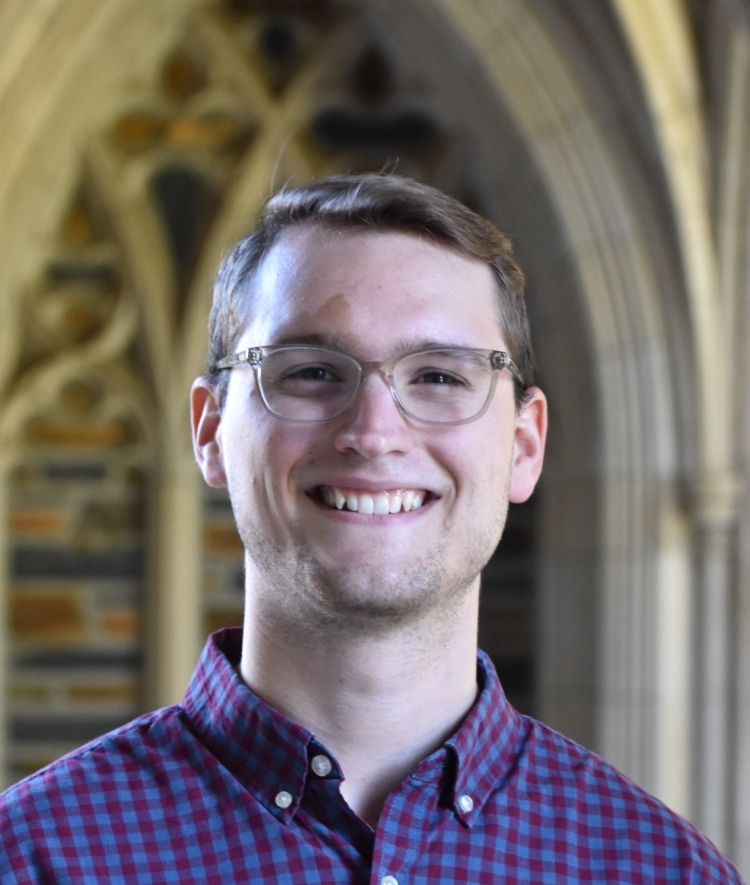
[0,1,739,862]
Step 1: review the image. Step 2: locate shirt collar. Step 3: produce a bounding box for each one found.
[444,649,530,825]
[182,629,529,825]
[181,628,317,823]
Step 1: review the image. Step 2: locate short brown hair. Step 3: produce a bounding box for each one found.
[208,173,535,405]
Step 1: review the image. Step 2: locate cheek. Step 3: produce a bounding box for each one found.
[454,434,513,505]
[223,412,319,500]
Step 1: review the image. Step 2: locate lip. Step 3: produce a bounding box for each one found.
[304,477,437,495]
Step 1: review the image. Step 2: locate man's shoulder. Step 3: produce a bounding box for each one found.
[0,704,187,826]
[502,713,743,882]
[515,713,681,815]
[0,702,222,883]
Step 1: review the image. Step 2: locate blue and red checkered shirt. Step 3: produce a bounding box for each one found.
[0,628,742,883]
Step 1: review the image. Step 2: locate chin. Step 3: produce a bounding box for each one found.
[299,555,480,628]
[241,519,491,632]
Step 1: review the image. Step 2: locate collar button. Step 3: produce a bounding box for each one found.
[458,794,474,813]
[311,754,333,777]
[274,790,293,809]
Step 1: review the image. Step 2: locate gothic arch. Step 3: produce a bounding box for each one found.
[0,0,736,859]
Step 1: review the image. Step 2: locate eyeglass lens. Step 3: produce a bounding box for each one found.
[258,347,495,423]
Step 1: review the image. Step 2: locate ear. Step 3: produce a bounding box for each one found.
[191,377,228,488]
[509,387,547,503]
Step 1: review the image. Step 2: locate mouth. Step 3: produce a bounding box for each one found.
[310,485,433,515]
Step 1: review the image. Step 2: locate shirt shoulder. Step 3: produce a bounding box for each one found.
[500,714,744,884]
[2,703,186,793]
[0,704,200,882]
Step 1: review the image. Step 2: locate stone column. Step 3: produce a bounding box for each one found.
[692,471,740,854]
[145,453,203,710]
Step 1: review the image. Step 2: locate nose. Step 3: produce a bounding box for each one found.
[332,371,415,458]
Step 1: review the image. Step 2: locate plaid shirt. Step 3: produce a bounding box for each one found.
[0,628,742,884]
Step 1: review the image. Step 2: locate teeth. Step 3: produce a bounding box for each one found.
[374,493,390,515]
[318,487,428,515]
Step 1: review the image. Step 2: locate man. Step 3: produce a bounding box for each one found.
[0,175,742,883]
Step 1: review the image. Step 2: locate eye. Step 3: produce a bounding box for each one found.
[281,364,342,383]
[412,369,467,387]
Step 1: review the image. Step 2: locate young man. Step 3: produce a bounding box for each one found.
[0,175,742,883]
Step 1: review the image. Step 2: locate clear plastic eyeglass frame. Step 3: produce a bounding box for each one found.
[214,344,523,425]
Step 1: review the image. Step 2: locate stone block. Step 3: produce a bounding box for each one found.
[78,501,143,532]
[15,648,141,669]
[204,524,244,554]
[13,548,143,579]
[25,417,138,448]
[10,755,59,781]
[10,509,66,535]
[10,588,84,642]
[9,684,49,704]
[67,683,138,703]
[478,596,533,654]
[204,608,244,636]
[101,608,140,639]
[10,716,129,743]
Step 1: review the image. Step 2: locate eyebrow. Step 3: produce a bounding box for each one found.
[272,332,351,349]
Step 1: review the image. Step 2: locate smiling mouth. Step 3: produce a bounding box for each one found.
[311,485,431,514]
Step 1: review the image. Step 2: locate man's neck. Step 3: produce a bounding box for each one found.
[239,586,480,829]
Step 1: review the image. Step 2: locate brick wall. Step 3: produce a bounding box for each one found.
[7,449,145,783]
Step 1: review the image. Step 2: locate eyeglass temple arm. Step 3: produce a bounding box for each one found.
[491,350,523,385]
[215,348,263,370]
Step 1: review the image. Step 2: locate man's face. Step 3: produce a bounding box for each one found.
[192,227,546,634]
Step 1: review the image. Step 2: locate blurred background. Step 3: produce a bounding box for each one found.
[0,0,748,874]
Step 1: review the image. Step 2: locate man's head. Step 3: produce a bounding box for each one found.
[207,174,535,408]
[192,175,546,640]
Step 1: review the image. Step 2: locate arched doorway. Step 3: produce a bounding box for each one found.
[0,0,696,835]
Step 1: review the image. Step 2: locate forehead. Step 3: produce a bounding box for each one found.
[242,226,505,353]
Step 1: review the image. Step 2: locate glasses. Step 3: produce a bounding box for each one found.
[215,345,522,425]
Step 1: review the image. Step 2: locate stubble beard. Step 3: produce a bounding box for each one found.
[236,504,508,644]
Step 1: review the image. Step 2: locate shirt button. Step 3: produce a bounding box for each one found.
[381,877,398,885]
[274,790,293,809]
[311,754,333,777]
[458,794,474,813]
